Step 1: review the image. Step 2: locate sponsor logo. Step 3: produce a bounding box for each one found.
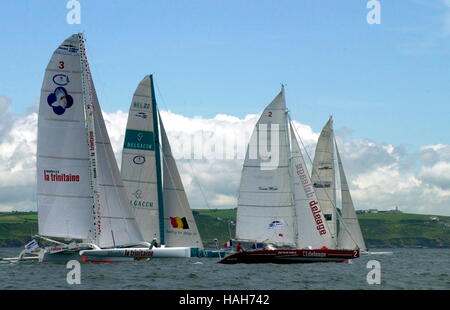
[133,155,146,165]
[268,220,284,230]
[130,200,154,208]
[130,189,154,208]
[47,87,73,115]
[295,163,314,199]
[52,74,70,86]
[313,182,331,188]
[258,186,278,191]
[278,251,297,255]
[124,249,153,257]
[303,251,327,257]
[294,163,327,236]
[170,217,190,229]
[135,112,148,119]
[309,201,327,235]
[132,102,151,110]
[44,170,80,182]
[318,166,332,170]
[123,129,155,151]
[57,43,79,55]
[132,189,143,200]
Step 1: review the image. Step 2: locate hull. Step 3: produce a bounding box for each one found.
[3,246,227,263]
[218,248,360,264]
[38,246,196,263]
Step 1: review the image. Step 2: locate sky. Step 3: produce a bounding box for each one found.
[0,0,449,215]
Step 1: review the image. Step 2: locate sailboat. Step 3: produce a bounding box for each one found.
[2,34,174,263]
[219,86,360,264]
[312,117,367,252]
[120,75,208,258]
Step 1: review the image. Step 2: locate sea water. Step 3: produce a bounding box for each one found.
[0,248,448,290]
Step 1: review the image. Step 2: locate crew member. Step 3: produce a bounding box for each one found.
[236,242,243,253]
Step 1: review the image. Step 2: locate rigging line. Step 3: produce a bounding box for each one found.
[288,114,360,248]
[79,36,99,244]
[83,36,118,245]
[154,79,214,212]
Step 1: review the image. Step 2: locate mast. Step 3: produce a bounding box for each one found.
[150,75,165,245]
[79,33,101,244]
[284,87,300,245]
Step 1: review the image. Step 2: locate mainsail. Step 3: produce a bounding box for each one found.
[311,117,337,239]
[121,75,203,248]
[236,87,296,247]
[120,75,161,242]
[336,143,366,251]
[37,33,143,248]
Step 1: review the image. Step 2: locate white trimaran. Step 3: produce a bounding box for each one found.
[3,34,193,262]
[220,86,361,263]
[120,75,207,257]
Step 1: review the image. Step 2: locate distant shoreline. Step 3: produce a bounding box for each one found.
[1,210,449,248]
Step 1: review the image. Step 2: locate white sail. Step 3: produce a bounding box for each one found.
[120,75,161,242]
[236,87,296,246]
[37,34,143,247]
[336,143,366,251]
[289,123,336,249]
[311,117,337,239]
[37,34,94,240]
[160,117,204,249]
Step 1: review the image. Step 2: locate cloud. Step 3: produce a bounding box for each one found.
[0,97,37,212]
[419,161,450,190]
[0,98,449,216]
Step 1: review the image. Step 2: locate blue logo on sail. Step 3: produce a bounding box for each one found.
[47,87,73,115]
[52,74,70,86]
[268,220,284,230]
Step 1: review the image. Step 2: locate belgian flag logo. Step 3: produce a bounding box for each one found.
[170,216,190,229]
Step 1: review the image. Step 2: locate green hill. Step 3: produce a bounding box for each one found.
[1,210,449,248]
[0,212,39,247]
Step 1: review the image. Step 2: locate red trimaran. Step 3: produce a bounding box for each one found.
[219,86,364,264]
